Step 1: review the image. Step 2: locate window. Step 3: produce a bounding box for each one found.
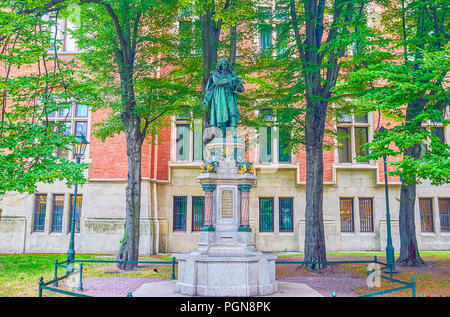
[258,109,291,164]
[419,198,434,232]
[359,198,374,232]
[174,116,204,162]
[340,198,354,232]
[44,102,89,159]
[337,127,352,163]
[438,198,450,232]
[276,26,289,55]
[279,198,293,232]
[260,26,272,53]
[51,195,64,232]
[178,20,202,56]
[47,16,78,53]
[260,127,272,163]
[69,194,82,233]
[173,196,187,231]
[278,128,291,163]
[33,194,47,232]
[420,121,447,156]
[336,113,370,164]
[176,124,190,161]
[192,196,205,231]
[259,198,274,232]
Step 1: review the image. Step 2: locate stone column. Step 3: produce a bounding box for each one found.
[202,184,216,231]
[238,184,252,232]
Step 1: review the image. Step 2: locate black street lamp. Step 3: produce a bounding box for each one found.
[377,126,396,275]
[66,134,89,265]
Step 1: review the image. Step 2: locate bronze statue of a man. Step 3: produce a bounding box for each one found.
[203,57,244,138]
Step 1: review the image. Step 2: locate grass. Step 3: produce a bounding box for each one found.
[0,253,174,297]
[1,252,448,297]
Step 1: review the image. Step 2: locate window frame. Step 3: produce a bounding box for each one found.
[279,197,294,232]
[33,194,47,232]
[51,194,65,233]
[173,196,187,232]
[173,115,204,163]
[259,197,274,232]
[336,113,371,165]
[418,198,434,233]
[68,194,82,233]
[257,109,293,164]
[340,197,355,233]
[358,197,374,233]
[192,196,205,232]
[438,198,450,232]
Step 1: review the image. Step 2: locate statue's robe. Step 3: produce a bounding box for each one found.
[204,70,239,128]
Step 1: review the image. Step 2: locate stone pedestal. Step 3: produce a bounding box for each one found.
[175,137,278,296]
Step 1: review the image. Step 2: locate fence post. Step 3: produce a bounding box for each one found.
[411,276,416,297]
[77,263,83,292]
[171,257,176,280]
[38,277,44,297]
[53,258,58,287]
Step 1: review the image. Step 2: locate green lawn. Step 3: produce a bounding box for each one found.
[0,253,173,297]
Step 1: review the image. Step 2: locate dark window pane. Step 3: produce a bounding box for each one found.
[279,198,293,232]
[260,127,272,163]
[260,25,272,52]
[438,198,450,232]
[75,121,87,137]
[431,127,445,144]
[359,198,374,232]
[278,128,290,163]
[340,198,354,232]
[75,104,88,117]
[276,26,289,54]
[173,196,187,231]
[193,125,203,161]
[259,198,274,232]
[192,196,205,231]
[338,127,351,163]
[419,198,434,232]
[176,124,190,161]
[354,114,368,123]
[337,114,352,123]
[33,194,47,232]
[51,195,64,232]
[354,127,369,159]
[69,194,82,233]
[59,104,71,117]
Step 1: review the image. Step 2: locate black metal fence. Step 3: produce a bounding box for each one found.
[275,256,416,297]
[38,257,178,297]
[38,255,416,297]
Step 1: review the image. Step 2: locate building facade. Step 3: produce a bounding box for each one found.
[1,5,449,255]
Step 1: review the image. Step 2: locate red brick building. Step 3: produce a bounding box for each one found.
[0,7,449,255]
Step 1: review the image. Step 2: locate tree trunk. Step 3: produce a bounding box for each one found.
[397,144,426,267]
[117,114,142,270]
[303,102,327,273]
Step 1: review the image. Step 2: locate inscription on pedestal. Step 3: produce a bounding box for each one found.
[221,190,233,218]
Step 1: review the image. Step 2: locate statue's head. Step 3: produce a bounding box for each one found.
[217,57,230,71]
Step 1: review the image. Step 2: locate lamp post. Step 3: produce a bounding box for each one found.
[66,134,89,265]
[377,126,395,275]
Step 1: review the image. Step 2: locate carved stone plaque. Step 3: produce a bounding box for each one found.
[221,189,233,218]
